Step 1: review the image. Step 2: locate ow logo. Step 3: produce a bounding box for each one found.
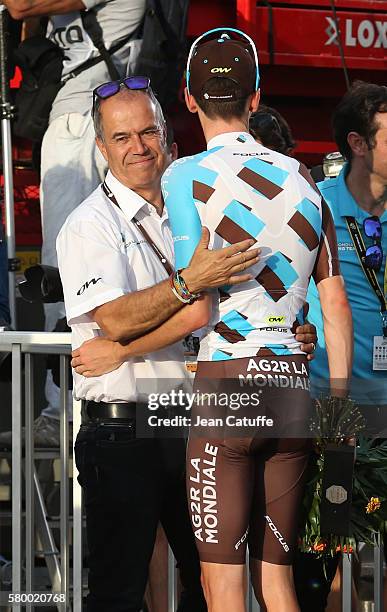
[266,315,286,324]
[210,67,232,73]
[77,277,102,296]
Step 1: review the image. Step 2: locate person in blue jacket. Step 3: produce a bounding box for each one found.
[295,80,387,612]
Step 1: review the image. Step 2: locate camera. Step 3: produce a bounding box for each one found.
[18,265,64,303]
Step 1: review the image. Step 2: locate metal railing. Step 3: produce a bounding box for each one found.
[0,331,384,611]
[0,331,81,612]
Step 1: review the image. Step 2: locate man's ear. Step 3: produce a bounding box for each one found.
[96,137,108,162]
[249,89,260,113]
[169,142,178,161]
[184,87,199,114]
[347,132,367,158]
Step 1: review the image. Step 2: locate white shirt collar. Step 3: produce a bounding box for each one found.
[104,170,149,221]
[206,131,257,150]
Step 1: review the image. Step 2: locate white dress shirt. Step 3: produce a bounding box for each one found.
[56,170,187,402]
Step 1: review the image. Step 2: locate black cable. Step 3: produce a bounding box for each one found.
[260,1,275,65]
[0,8,10,107]
[329,0,350,91]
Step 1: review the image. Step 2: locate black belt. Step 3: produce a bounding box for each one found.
[85,401,138,421]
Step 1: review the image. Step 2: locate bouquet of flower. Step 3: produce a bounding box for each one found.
[299,396,387,556]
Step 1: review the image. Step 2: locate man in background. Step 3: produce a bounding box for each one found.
[2,0,145,445]
[294,81,387,612]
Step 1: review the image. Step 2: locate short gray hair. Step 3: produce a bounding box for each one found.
[92,87,165,142]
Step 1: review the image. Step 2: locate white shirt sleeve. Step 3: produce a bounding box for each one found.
[56,217,130,325]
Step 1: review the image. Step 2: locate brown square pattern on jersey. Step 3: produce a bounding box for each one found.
[288,211,320,251]
[238,167,283,200]
[214,321,247,344]
[298,163,320,195]
[193,180,216,203]
[256,347,277,356]
[215,216,255,244]
[256,266,287,302]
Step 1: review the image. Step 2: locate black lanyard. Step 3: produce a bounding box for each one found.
[345,216,387,337]
[102,181,174,276]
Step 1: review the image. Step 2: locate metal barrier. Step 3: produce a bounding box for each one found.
[0,331,81,612]
[0,331,384,611]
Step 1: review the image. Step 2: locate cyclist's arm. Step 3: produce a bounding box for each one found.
[313,200,353,394]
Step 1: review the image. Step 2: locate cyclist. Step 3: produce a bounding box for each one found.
[162,28,353,612]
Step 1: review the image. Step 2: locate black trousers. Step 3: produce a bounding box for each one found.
[75,422,207,612]
[293,551,340,611]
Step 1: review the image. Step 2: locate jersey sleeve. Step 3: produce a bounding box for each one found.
[56,218,129,325]
[162,160,202,270]
[312,199,341,284]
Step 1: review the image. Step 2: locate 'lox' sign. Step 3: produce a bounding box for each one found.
[325,17,387,49]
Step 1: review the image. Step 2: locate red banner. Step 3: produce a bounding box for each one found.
[256,7,387,69]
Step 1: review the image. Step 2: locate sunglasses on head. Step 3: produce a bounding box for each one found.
[92,76,151,115]
[363,215,383,271]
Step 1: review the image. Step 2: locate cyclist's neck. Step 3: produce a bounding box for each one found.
[198,111,249,146]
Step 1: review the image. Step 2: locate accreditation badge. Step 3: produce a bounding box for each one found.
[373,336,387,370]
[185,353,197,375]
[183,335,199,375]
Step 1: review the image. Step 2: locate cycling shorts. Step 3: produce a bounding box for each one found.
[187,354,311,566]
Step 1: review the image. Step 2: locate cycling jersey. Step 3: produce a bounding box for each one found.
[162,131,340,362]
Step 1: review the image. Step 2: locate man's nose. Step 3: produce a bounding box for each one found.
[131,133,147,154]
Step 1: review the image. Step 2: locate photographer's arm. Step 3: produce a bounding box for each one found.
[3,0,85,20]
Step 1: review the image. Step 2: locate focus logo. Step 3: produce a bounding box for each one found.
[235,528,249,551]
[264,515,289,552]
